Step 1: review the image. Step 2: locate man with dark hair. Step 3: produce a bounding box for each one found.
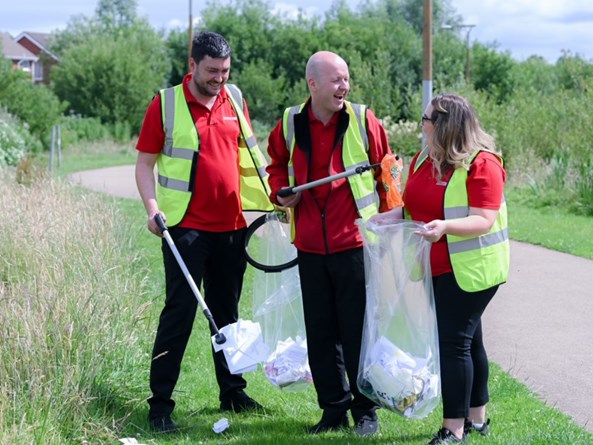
[136,31,273,433]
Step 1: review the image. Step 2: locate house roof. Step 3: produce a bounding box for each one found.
[15,31,59,61]
[1,32,37,61]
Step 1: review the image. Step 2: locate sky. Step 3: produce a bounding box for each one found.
[2,0,593,64]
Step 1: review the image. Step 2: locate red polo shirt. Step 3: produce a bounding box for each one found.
[136,74,251,231]
[403,151,506,276]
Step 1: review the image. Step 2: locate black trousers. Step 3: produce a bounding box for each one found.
[433,273,498,419]
[298,248,377,423]
[148,227,248,418]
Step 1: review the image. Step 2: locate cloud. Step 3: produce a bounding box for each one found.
[450,0,593,62]
[556,10,593,24]
[271,2,320,19]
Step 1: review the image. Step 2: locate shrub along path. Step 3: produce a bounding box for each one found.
[69,165,593,433]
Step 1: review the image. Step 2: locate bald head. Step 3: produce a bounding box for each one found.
[304,51,350,123]
[306,51,348,82]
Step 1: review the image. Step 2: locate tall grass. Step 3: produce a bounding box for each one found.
[0,172,151,443]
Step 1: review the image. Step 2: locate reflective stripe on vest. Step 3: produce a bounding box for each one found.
[157,83,273,226]
[282,101,378,220]
[224,84,274,213]
[413,148,510,292]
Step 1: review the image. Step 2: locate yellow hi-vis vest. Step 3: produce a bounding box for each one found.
[157,83,273,226]
[282,101,379,221]
[413,147,510,292]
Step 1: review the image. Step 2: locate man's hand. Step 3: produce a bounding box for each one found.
[147,211,166,237]
[277,189,302,208]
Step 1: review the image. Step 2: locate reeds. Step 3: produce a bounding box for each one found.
[0,172,150,444]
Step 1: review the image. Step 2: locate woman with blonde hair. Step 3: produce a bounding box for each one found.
[403,93,510,444]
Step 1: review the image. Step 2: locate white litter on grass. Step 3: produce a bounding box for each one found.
[213,417,230,433]
[119,439,147,445]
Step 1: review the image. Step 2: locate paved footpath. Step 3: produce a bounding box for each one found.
[69,165,593,433]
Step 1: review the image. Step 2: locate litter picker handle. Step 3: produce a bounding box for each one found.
[277,187,297,198]
[154,212,167,233]
[153,214,226,345]
[276,162,380,197]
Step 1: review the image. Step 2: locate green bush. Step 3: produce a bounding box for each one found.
[0,58,64,149]
[574,160,593,216]
[57,115,133,148]
[382,116,422,156]
[59,115,112,147]
[0,109,42,166]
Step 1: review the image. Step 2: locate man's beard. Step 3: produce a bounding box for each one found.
[193,78,222,97]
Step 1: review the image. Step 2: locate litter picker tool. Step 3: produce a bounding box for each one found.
[155,214,226,345]
[244,212,298,273]
[243,153,404,273]
[276,162,380,198]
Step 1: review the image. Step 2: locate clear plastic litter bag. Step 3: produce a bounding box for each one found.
[356,213,441,419]
[252,214,312,392]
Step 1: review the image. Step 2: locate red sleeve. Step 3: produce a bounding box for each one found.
[467,152,507,209]
[136,95,164,154]
[265,118,290,205]
[365,108,393,212]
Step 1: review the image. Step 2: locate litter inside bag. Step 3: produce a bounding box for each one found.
[356,215,441,419]
[252,214,312,391]
[263,335,312,391]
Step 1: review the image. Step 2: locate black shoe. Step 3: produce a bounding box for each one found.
[220,392,264,413]
[427,427,465,444]
[148,415,178,433]
[354,417,379,436]
[308,413,349,434]
[464,418,490,436]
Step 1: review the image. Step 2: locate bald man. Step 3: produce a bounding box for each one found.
[266,51,393,436]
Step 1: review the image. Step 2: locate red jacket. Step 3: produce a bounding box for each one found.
[267,101,392,254]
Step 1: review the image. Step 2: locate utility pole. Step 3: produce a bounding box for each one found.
[422,0,432,146]
[464,25,476,84]
[442,23,476,84]
[188,0,193,68]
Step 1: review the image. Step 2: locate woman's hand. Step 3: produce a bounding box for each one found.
[415,219,447,243]
[416,208,499,243]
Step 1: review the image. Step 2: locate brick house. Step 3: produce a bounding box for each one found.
[1,31,59,84]
[15,32,60,84]
[1,31,38,81]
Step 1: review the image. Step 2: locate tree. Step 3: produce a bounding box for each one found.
[95,0,138,30]
[165,28,189,87]
[51,0,170,134]
[511,56,558,95]
[555,51,593,92]
[471,43,516,103]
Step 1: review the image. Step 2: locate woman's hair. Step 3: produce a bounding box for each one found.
[427,93,498,180]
